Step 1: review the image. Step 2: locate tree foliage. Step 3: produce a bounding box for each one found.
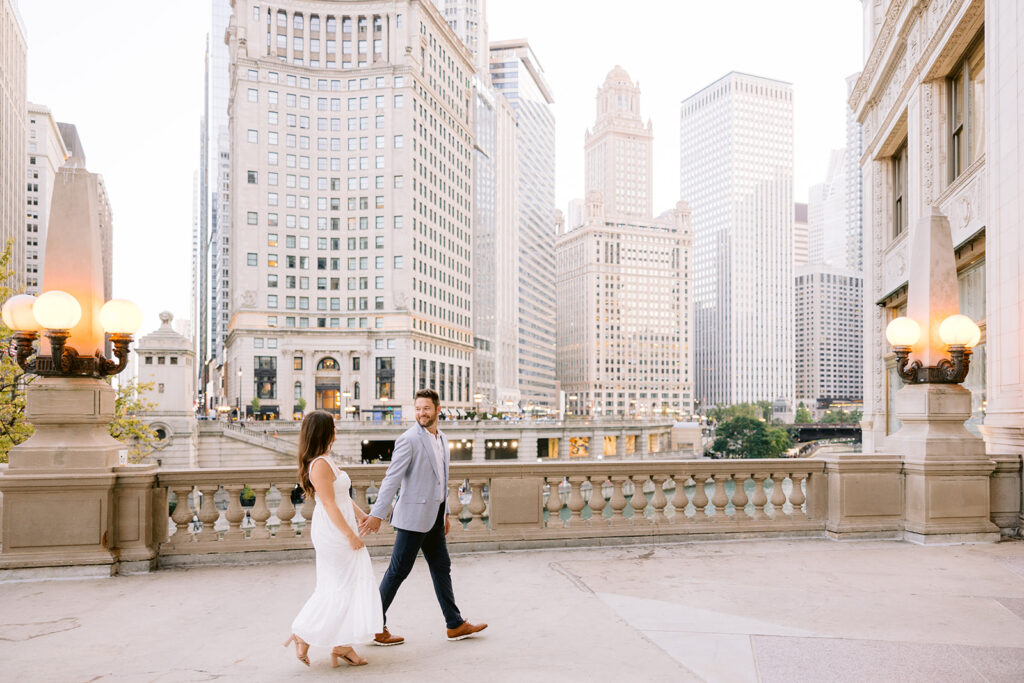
[0,241,33,463]
[706,401,775,424]
[110,379,160,463]
[710,416,792,459]
[794,402,814,424]
[821,408,862,424]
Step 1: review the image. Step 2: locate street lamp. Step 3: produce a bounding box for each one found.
[236,367,242,420]
[886,314,980,384]
[3,292,141,377]
[342,390,352,419]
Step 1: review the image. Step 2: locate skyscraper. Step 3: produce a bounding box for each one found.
[794,266,863,404]
[807,148,847,269]
[225,0,475,420]
[558,67,693,419]
[844,72,863,272]
[1,0,26,288]
[680,72,794,409]
[793,202,809,268]
[584,66,653,219]
[24,103,69,294]
[489,39,556,412]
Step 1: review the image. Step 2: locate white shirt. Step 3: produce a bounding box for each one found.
[430,430,445,481]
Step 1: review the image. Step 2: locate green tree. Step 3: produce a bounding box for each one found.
[706,402,761,424]
[109,379,159,463]
[0,241,33,463]
[711,416,792,459]
[250,396,261,416]
[296,397,307,414]
[794,402,813,424]
[756,400,773,422]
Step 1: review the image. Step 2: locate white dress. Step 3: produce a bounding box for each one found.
[291,455,384,646]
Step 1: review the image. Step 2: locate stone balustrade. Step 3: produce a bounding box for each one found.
[156,460,826,562]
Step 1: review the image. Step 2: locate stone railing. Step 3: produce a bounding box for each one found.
[156,460,826,562]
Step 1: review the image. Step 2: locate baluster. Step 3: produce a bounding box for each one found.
[629,475,650,524]
[250,484,272,539]
[691,474,710,521]
[275,483,296,536]
[545,476,565,529]
[466,479,487,530]
[731,473,750,520]
[587,475,607,526]
[300,486,316,532]
[566,476,586,527]
[650,475,669,524]
[351,480,370,514]
[447,480,464,533]
[710,474,729,522]
[170,487,196,543]
[768,473,787,519]
[608,476,629,525]
[197,486,220,542]
[749,473,769,520]
[223,484,245,541]
[788,472,807,518]
[670,474,690,523]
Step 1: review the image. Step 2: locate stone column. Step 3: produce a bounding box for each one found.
[979,1,1024,534]
[637,430,649,459]
[558,433,570,459]
[590,432,603,459]
[472,431,486,462]
[518,431,538,460]
[615,432,626,459]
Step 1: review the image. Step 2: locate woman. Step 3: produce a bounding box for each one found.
[284,410,383,667]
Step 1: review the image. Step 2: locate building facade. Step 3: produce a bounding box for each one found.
[24,104,69,294]
[138,311,199,468]
[1,0,26,288]
[794,265,864,404]
[680,71,795,409]
[556,194,693,419]
[225,0,475,420]
[845,72,864,271]
[794,202,809,268]
[808,148,848,269]
[852,0,1023,458]
[489,39,557,412]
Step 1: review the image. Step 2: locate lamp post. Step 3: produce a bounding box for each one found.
[236,367,243,420]
[342,390,352,419]
[886,314,979,384]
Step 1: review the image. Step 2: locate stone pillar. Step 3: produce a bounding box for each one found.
[518,431,538,460]
[558,433,570,459]
[472,431,486,462]
[615,432,626,458]
[590,432,603,459]
[637,430,649,459]
[979,1,1024,534]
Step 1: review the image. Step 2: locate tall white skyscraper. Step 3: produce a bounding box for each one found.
[794,202,809,268]
[680,72,794,409]
[24,104,69,294]
[225,0,475,420]
[794,265,863,404]
[844,72,863,272]
[489,40,557,411]
[807,148,847,269]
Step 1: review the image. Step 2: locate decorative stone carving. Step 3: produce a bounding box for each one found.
[242,290,256,308]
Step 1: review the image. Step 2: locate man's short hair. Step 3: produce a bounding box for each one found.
[414,388,440,408]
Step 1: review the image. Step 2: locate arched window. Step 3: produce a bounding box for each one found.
[293,13,303,30]
[317,357,339,370]
[294,381,303,399]
[277,10,287,27]
[310,14,320,32]
[353,382,360,400]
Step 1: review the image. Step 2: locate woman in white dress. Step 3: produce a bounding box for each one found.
[284,410,384,667]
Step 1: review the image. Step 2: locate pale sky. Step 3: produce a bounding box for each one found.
[19,0,863,336]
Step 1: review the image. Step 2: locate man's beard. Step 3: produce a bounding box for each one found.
[418,414,436,428]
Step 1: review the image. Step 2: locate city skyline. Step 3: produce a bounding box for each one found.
[18,0,862,333]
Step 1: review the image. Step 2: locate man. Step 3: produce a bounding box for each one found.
[359,389,487,644]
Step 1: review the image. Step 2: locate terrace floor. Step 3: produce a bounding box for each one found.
[2,538,1024,682]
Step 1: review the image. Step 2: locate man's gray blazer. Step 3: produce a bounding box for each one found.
[370,423,449,533]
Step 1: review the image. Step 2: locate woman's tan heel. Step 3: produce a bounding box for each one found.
[331,646,368,667]
[284,634,310,666]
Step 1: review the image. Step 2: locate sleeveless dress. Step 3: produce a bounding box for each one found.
[291,455,384,646]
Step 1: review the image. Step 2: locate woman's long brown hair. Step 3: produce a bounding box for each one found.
[297,410,337,500]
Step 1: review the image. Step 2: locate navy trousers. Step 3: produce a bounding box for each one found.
[379,503,463,629]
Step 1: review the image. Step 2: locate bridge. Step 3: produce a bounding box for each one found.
[790,423,862,443]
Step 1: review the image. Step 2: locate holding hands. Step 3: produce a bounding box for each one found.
[359,515,382,536]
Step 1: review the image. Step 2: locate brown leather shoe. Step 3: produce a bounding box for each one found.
[446,620,488,641]
[373,627,405,646]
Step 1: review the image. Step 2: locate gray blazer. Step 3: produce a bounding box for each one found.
[369,423,449,533]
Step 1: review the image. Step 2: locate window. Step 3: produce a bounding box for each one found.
[248,88,258,102]
[247,170,258,184]
[317,357,339,370]
[393,135,403,148]
[267,295,278,308]
[949,37,984,181]
[393,255,404,269]
[247,253,258,266]
[247,211,258,225]
[892,140,908,238]
[247,129,258,143]
[294,356,303,370]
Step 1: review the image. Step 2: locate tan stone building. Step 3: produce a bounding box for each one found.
[557,67,693,419]
[24,104,69,294]
[1,0,26,287]
[852,0,1023,460]
[225,0,475,420]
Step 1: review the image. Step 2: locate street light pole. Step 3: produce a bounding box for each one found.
[237,367,242,421]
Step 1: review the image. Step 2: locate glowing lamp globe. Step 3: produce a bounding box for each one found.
[33,291,82,330]
[939,314,981,348]
[885,316,921,347]
[2,294,41,332]
[99,299,143,335]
